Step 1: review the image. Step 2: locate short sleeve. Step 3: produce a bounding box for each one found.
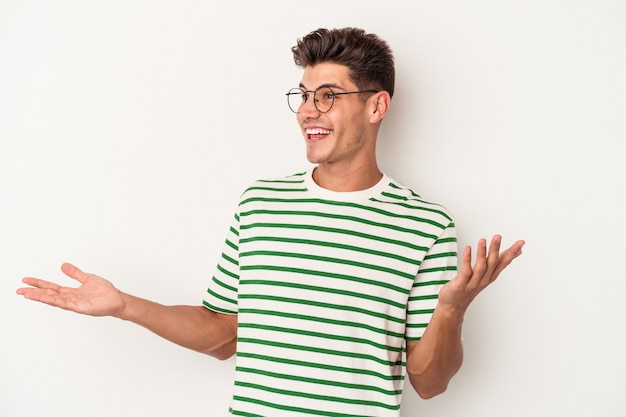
[405,222,458,341]
[202,212,241,315]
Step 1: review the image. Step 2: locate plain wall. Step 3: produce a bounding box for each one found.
[1,1,625,416]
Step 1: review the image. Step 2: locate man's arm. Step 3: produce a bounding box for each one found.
[16,262,237,360]
[406,235,525,399]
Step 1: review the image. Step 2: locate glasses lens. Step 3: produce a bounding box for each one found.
[287,88,305,113]
[314,87,334,113]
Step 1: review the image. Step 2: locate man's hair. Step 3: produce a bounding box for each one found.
[291,27,395,98]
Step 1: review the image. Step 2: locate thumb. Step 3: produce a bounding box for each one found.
[60,262,89,284]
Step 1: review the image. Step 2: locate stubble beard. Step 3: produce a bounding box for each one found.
[306,136,366,166]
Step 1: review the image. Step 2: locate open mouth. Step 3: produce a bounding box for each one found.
[306,128,332,140]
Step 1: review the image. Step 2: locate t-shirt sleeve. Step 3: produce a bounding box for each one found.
[202,211,241,315]
[405,221,458,341]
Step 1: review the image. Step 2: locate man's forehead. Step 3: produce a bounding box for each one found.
[299,63,354,90]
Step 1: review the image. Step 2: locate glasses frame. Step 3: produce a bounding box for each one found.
[286,86,380,114]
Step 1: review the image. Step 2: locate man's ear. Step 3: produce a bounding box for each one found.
[369,91,391,123]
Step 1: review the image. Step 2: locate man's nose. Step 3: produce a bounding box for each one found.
[299,97,320,117]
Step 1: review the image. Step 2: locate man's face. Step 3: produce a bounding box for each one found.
[297,62,376,168]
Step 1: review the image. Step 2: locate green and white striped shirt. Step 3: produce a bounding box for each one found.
[204,170,457,417]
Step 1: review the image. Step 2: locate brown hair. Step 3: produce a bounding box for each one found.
[291,27,395,98]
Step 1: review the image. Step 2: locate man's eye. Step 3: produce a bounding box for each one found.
[301,93,309,101]
[323,93,335,100]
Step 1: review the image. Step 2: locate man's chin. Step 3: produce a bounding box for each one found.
[305,152,326,164]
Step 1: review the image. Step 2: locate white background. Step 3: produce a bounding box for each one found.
[1,1,625,416]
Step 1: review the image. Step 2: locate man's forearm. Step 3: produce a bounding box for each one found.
[406,305,465,399]
[116,293,237,360]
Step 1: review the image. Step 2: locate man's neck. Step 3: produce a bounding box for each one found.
[312,163,383,192]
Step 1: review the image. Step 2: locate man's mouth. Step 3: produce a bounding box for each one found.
[306,128,332,140]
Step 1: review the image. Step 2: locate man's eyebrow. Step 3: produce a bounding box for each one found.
[299,82,345,91]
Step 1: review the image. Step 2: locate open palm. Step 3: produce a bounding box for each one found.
[17,263,125,317]
[437,235,525,314]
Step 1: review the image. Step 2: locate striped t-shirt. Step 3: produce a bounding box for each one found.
[203,170,458,417]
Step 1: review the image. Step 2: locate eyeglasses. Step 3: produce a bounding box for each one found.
[286,86,380,113]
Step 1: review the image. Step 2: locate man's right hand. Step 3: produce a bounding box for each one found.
[17,262,125,317]
[18,262,238,359]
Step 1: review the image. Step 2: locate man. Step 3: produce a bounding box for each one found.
[17,27,524,416]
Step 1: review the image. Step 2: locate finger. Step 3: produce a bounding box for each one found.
[470,238,488,283]
[492,240,525,277]
[16,281,61,301]
[484,235,503,282]
[61,262,89,284]
[19,287,71,309]
[458,245,473,281]
[19,277,61,291]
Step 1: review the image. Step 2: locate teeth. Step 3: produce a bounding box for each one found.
[306,128,332,135]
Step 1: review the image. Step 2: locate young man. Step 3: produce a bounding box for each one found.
[17,28,524,416]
